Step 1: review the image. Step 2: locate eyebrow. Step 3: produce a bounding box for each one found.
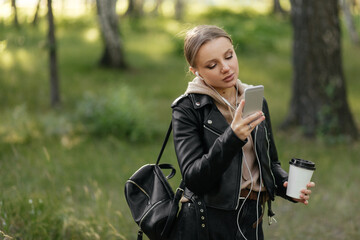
[203,48,233,65]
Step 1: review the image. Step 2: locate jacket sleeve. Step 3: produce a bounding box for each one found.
[263,99,294,201]
[172,100,246,195]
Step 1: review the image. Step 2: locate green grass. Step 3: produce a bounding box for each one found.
[0,8,360,240]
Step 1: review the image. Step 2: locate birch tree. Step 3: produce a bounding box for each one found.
[340,0,359,45]
[96,0,127,69]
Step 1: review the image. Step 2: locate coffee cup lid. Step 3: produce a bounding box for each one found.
[289,158,316,171]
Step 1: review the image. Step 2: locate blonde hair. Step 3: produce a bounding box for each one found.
[184,25,233,68]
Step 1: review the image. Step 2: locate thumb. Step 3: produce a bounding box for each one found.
[234,99,245,119]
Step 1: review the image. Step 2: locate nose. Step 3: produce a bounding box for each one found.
[221,62,230,73]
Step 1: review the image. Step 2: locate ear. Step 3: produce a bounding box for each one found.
[189,66,196,75]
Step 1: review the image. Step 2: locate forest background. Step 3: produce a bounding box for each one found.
[0,0,359,239]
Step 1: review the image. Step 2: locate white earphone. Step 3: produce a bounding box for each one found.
[195,71,204,80]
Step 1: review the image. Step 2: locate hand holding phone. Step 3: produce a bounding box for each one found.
[242,85,264,118]
[231,85,265,141]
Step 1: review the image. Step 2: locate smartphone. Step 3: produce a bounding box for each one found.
[242,85,264,118]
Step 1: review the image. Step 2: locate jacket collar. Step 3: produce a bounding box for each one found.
[189,94,214,109]
[188,94,230,134]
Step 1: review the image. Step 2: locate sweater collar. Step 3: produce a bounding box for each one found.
[185,77,248,107]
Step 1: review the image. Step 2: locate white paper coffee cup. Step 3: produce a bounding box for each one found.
[286,158,316,199]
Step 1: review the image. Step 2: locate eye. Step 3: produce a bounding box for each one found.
[225,53,233,60]
[207,64,216,69]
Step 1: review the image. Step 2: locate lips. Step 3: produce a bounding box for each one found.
[223,73,234,82]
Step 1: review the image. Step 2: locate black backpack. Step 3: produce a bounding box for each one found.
[124,123,184,240]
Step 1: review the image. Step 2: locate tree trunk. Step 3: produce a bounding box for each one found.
[340,0,360,45]
[11,0,19,27]
[125,0,144,17]
[151,0,163,16]
[175,0,185,20]
[273,0,286,14]
[125,0,135,16]
[137,0,144,16]
[47,0,60,107]
[283,0,358,139]
[96,0,127,69]
[32,0,42,26]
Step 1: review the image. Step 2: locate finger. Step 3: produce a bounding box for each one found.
[239,99,245,112]
[300,194,309,200]
[233,99,245,122]
[293,197,306,204]
[248,112,265,127]
[283,181,288,188]
[243,113,265,131]
[243,111,263,124]
[307,182,316,188]
[301,189,312,195]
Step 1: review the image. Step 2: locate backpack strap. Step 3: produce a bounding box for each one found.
[155,121,185,239]
[137,229,143,240]
[267,199,277,225]
[161,180,185,239]
[156,121,173,165]
[158,163,176,179]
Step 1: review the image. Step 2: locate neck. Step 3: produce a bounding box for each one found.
[212,84,239,112]
[214,86,236,101]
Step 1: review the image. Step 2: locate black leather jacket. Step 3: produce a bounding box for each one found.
[171,93,290,210]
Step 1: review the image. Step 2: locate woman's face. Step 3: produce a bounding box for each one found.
[192,37,239,91]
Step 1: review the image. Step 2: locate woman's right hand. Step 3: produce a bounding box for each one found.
[230,99,265,141]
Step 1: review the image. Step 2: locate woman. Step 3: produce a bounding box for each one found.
[170,25,315,240]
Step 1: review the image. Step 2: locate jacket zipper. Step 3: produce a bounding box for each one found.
[254,126,264,188]
[139,200,163,229]
[127,180,151,201]
[264,126,277,188]
[204,124,244,209]
[235,154,244,210]
[203,125,221,136]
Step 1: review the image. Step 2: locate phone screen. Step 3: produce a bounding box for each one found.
[242,85,264,118]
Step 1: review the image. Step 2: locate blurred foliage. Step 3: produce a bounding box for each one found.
[202,8,290,53]
[75,86,155,142]
[172,8,291,56]
[0,88,155,144]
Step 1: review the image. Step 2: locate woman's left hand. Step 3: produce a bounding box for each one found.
[283,181,316,205]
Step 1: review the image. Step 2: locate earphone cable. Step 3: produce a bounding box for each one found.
[255,126,262,240]
[237,139,254,240]
[238,127,262,240]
